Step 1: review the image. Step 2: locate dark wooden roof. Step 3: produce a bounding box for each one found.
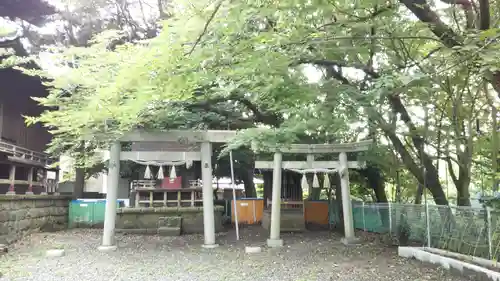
[0,67,48,104]
[0,0,56,26]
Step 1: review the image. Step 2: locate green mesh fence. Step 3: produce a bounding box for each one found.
[329,201,500,260]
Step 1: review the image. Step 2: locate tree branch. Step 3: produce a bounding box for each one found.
[399,0,462,47]
[190,93,282,127]
[318,4,395,30]
[446,157,459,186]
[187,0,223,56]
[295,59,380,78]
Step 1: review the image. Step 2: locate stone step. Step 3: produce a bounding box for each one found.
[158,227,181,236]
[158,216,182,228]
[281,227,306,232]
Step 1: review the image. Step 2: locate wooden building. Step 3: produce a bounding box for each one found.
[0,67,57,194]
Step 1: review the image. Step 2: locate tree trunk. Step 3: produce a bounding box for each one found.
[241,167,256,198]
[263,171,273,207]
[333,173,344,232]
[290,172,303,200]
[456,181,471,206]
[423,162,448,205]
[323,61,449,206]
[492,104,499,192]
[415,183,424,204]
[365,166,388,203]
[363,166,390,227]
[387,94,449,205]
[74,167,84,198]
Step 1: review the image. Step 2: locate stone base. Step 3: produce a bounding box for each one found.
[0,244,7,255]
[115,207,224,235]
[25,191,34,195]
[98,245,117,252]
[6,191,15,195]
[262,210,306,232]
[46,249,65,257]
[116,228,157,235]
[341,237,361,246]
[202,243,219,249]
[267,238,283,248]
[245,246,262,254]
[157,227,181,236]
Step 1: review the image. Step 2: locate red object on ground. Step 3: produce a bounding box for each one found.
[161,177,182,189]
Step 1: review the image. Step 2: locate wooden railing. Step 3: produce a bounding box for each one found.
[130,179,203,191]
[130,180,156,190]
[0,140,55,166]
[131,179,205,208]
[134,188,203,208]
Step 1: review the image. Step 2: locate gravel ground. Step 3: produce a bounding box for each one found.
[0,227,475,281]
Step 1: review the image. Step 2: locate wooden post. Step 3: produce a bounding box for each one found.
[6,164,16,195]
[54,169,60,195]
[26,167,34,195]
[191,190,195,207]
[135,192,140,207]
[41,170,49,195]
[177,190,181,207]
[306,154,314,197]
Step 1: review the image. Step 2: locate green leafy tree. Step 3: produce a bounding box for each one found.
[24,0,500,206]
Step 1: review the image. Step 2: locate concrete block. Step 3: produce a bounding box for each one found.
[267,239,283,248]
[46,249,65,258]
[157,227,181,236]
[245,246,262,254]
[98,245,117,252]
[0,244,7,255]
[398,247,500,281]
[341,237,361,246]
[202,243,219,249]
[117,228,154,235]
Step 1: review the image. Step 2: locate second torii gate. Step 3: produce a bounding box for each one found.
[261,141,372,247]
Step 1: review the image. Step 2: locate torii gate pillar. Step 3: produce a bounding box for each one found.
[339,152,359,245]
[99,141,121,252]
[267,152,283,247]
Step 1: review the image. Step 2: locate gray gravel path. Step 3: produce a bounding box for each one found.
[0,227,474,281]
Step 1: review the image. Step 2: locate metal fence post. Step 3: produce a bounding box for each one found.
[425,201,431,248]
[362,202,366,231]
[487,207,493,260]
